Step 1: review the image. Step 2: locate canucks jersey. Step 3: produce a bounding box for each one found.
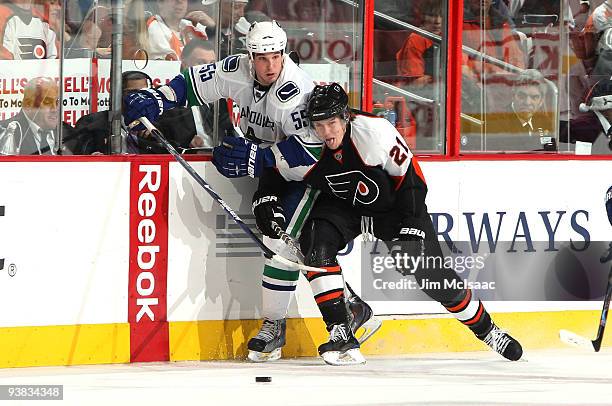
[263,113,428,217]
[182,53,322,154]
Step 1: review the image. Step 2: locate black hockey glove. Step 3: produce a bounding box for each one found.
[393,216,426,242]
[252,190,285,239]
[392,217,426,276]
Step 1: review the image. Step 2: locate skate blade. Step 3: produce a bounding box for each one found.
[321,348,366,366]
[355,317,382,345]
[247,347,281,362]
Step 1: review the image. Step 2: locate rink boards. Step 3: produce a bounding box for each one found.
[0,157,611,367]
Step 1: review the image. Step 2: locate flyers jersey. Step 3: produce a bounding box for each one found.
[183,53,322,152]
[0,4,57,60]
[270,114,427,217]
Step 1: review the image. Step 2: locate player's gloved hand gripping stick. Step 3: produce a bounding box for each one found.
[136,117,325,274]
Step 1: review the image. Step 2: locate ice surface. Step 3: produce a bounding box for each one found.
[1,348,611,405]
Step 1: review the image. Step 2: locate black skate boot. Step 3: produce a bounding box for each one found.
[346,283,382,344]
[479,323,523,361]
[318,322,365,366]
[247,318,286,362]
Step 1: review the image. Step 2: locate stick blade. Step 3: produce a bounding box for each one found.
[559,329,596,351]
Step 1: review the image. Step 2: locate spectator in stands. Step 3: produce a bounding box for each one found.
[180,38,216,69]
[395,1,442,92]
[33,0,73,43]
[73,69,231,154]
[147,0,211,60]
[394,0,441,145]
[95,0,147,59]
[461,0,525,115]
[374,0,423,30]
[72,71,163,154]
[0,0,58,59]
[64,8,107,58]
[201,0,250,58]
[585,0,611,34]
[484,69,554,138]
[462,0,525,77]
[583,0,612,78]
[574,1,591,31]
[0,77,74,155]
[178,38,236,146]
[123,0,149,59]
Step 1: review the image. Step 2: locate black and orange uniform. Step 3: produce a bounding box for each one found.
[260,111,498,341]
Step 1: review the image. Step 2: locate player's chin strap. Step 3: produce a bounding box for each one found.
[136,117,326,274]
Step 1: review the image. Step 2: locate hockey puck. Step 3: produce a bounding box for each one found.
[255,376,272,383]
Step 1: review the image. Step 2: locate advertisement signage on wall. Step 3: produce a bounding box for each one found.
[0,59,181,125]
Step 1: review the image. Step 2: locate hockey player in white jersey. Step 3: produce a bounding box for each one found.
[123,21,379,363]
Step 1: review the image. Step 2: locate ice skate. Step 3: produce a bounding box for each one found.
[480,323,523,361]
[318,322,366,366]
[247,318,286,362]
[346,284,382,344]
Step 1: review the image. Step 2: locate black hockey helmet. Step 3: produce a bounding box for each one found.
[306,83,349,123]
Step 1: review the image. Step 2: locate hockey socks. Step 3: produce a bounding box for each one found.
[443,289,491,337]
[443,289,522,360]
[261,264,299,320]
[307,265,345,306]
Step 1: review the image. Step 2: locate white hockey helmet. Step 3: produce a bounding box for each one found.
[246,20,287,56]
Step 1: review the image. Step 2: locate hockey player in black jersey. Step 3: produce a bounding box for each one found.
[251,83,523,362]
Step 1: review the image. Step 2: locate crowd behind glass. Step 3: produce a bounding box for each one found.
[0,0,610,155]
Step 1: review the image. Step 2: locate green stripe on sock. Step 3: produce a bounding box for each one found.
[263,265,300,281]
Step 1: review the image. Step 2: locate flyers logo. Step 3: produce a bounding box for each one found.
[17,38,47,59]
[325,171,379,205]
[276,81,299,102]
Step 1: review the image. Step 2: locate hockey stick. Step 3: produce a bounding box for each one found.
[271,221,305,263]
[271,220,382,344]
[138,117,325,274]
[559,245,612,352]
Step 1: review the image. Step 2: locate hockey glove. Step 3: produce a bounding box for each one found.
[392,217,426,276]
[252,190,285,239]
[124,76,186,129]
[212,136,275,178]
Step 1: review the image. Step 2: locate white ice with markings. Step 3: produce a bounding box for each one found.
[1,349,611,405]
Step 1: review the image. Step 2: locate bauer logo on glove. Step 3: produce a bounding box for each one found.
[252,191,285,239]
[213,136,276,178]
[398,227,425,239]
